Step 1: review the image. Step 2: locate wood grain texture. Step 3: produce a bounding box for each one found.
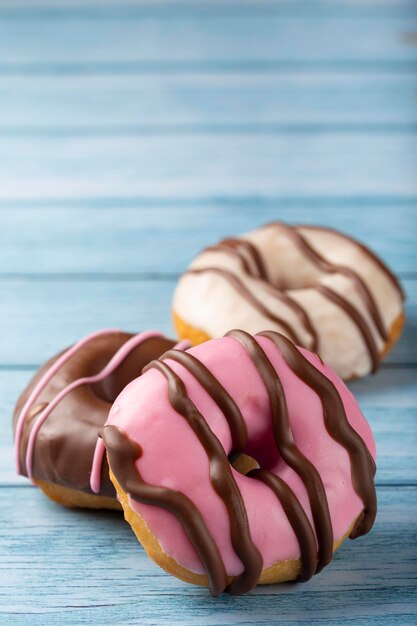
[1,133,416,200]
[0,486,415,624]
[1,0,416,623]
[0,277,413,365]
[1,8,417,70]
[0,205,416,275]
[2,73,417,130]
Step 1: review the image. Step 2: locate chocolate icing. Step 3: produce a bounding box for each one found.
[13,332,176,496]
[104,331,376,595]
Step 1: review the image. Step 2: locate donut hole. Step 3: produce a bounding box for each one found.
[91,364,141,404]
[91,354,143,404]
[269,274,321,292]
[262,263,324,293]
[248,226,327,292]
[89,337,174,405]
[232,453,259,475]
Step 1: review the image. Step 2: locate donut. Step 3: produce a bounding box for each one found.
[102,330,377,595]
[172,222,405,380]
[13,329,189,509]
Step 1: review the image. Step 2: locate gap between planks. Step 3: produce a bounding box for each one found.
[1,61,417,77]
[0,272,414,281]
[1,195,416,208]
[2,123,417,137]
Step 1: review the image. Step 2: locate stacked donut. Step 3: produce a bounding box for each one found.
[13,222,404,595]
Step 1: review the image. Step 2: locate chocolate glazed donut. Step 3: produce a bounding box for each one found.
[13,329,185,509]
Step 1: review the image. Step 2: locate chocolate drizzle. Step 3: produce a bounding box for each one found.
[226,329,333,573]
[258,330,377,538]
[102,424,228,597]
[188,267,302,346]
[142,358,263,595]
[262,281,320,353]
[205,237,269,281]
[159,349,248,454]
[298,224,405,302]
[316,285,380,373]
[105,331,377,595]
[247,468,317,581]
[270,222,388,343]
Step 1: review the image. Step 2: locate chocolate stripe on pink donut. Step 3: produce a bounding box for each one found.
[247,468,317,582]
[102,425,228,597]
[142,358,263,595]
[226,330,333,573]
[159,349,248,454]
[259,330,377,538]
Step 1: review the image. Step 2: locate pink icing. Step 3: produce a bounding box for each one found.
[14,329,188,493]
[105,335,376,574]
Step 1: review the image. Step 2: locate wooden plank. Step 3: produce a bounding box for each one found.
[2,0,417,18]
[2,369,416,486]
[0,205,415,275]
[1,11,417,72]
[0,133,416,200]
[2,73,417,130]
[0,485,415,624]
[0,279,174,364]
[350,370,417,408]
[0,277,414,365]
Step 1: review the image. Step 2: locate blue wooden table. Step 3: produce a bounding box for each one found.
[1,2,416,624]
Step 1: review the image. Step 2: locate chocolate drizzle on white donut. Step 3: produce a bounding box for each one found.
[187,266,303,346]
[103,332,377,596]
[185,222,404,372]
[205,238,269,281]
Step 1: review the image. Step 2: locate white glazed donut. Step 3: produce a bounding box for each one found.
[173,222,405,380]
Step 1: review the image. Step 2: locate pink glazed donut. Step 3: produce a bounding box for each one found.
[102,331,377,596]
